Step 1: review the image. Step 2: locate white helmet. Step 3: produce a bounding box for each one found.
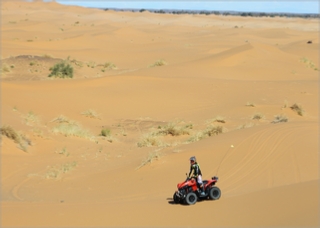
[189,156,196,162]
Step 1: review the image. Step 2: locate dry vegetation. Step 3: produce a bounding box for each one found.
[252,113,265,120]
[187,125,225,143]
[45,161,77,179]
[136,150,161,169]
[100,62,117,70]
[156,123,192,136]
[1,55,119,81]
[290,103,304,116]
[137,133,166,147]
[81,109,101,119]
[1,63,11,73]
[23,111,40,126]
[52,121,94,141]
[55,147,70,157]
[300,57,318,71]
[0,125,31,152]
[206,116,226,124]
[50,115,76,124]
[137,122,193,147]
[271,114,288,123]
[245,102,255,107]
[149,59,167,67]
[100,127,115,143]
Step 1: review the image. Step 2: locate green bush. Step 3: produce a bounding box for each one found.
[100,128,111,137]
[48,61,73,78]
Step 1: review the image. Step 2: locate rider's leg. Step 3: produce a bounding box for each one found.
[197,175,205,194]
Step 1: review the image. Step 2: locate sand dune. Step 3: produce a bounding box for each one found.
[1,1,319,227]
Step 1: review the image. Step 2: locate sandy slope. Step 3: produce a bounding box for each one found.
[1,1,319,227]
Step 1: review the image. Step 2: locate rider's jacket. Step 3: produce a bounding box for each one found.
[189,163,202,178]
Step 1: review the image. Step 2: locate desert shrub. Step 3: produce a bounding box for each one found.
[137,134,166,147]
[70,58,83,67]
[50,115,75,124]
[290,103,304,116]
[100,128,115,142]
[81,109,101,119]
[156,123,192,136]
[204,125,224,136]
[186,132,206,143]
[52,122,94,140]
[24,111,40,126]
[245,102,255,107]
[45,161,77,179]
[0,125,31,151]
[86,61,96,68]
[18,134,32,151]
[206,116,226,124]
[1,125,20,143]
[300,57,318,70]
[252,113,264,120]
[32,128,44,138]
[48,61,73,78]
[42,54,53,58]
[56,147,70,157]
[271,114,288,124]
[102,62,117,70]
[149,59,167,67]
[1,63,11,73]
[187,125,224,143]
[100,128,111,137]
[136,151,161,169]
[29,61,37,66]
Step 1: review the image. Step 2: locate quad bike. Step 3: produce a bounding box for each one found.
[173,174,221,205]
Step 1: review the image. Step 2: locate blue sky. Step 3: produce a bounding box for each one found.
[55,1,319,14]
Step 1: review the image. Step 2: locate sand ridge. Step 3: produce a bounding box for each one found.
[1,0,319,227]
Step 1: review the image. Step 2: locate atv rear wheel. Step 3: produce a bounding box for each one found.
[173,192,180,204]
[208,186,221,200]
[184,192,197,205]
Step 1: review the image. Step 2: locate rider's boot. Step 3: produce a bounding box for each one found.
[200,185,206,196]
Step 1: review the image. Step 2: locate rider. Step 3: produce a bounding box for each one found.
[188,156,205,196]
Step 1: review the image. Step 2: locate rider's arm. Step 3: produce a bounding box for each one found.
[189,165,195,178]
[188,166,193,178]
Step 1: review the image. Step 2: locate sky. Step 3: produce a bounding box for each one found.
[55,1,319,14]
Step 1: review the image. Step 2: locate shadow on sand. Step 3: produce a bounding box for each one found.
[166,197,177,205]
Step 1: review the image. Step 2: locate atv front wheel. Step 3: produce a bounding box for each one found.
[184,192,197,205]
[208,186,221,200]
[173,192,180,204]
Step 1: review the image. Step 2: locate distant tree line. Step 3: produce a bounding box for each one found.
[103,7,319,19]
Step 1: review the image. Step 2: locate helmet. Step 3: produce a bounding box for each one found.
[189,156,196,162]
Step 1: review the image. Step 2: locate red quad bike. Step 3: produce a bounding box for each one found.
[173,174,221,205]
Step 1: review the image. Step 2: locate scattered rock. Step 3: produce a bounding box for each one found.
[307,40,312,44]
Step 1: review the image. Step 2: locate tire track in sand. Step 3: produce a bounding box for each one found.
[221,124,301,195]
[11,178,31,201]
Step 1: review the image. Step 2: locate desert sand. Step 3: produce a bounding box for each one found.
[1,0,319,227]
